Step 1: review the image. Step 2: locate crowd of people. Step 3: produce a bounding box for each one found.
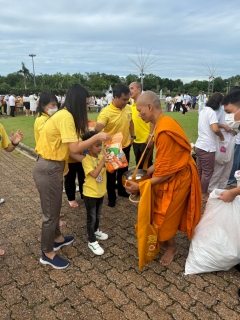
[0,92,113,117]
[165,91,206,115]
[1,83,240,275]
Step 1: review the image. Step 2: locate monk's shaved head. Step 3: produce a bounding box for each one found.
[137,91,161,110]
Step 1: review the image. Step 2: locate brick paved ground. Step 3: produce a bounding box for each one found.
[0,148,240,320]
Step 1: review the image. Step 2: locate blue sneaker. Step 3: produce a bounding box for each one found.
[53,235,74,251]
[40,253,69,269]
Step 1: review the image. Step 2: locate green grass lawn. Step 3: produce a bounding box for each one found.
[0,109,198,167]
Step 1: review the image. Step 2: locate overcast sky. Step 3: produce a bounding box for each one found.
[1,0,240,82]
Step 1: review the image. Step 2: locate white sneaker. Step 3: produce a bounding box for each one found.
[88,241,104,255]
[94,229,108,240]
[0,199,4,205]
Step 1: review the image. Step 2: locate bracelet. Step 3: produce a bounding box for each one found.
[149,133,154,138]
[131,135,136,139]
[11,141,19,147]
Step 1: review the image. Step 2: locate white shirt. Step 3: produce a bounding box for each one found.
[23,96,30,102]
[4,95,9,102]
[106,93,113,104]
[176,96,182,103]
[197,94,207,103]
[186,95,191,103]
[9,95,15,106]
[195,107,219,152]
[182,94,187,104]
[166,96,172,102]
[215,105,234,143]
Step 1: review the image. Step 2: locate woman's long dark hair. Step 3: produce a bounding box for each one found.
[36,91,58,116]
[206,92,224,111]
[62,84,89,134]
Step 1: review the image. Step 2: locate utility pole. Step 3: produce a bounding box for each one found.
[29,54,36,86]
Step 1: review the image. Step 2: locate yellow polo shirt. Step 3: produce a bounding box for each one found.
[82,154,107,198]
[34,113,49,144]
[0,124,11,159]
[131,101,150,143]
[97,103,132,148]
[35,108,78,161]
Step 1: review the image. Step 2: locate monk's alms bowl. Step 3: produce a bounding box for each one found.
[122,168,149,191]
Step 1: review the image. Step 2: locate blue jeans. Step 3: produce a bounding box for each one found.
[84,196,104,242]
[228,144,240,184]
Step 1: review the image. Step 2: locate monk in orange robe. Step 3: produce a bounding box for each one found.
[126,91,202,266]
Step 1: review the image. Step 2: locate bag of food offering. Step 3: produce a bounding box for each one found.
[104,132,128,173]
[88,120,96,131]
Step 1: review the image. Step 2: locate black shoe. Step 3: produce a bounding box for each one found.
[235,264,240,272]
[118,191,129,198]
[108,201,116,207]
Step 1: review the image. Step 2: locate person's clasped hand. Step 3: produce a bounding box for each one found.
[125,180,139,195]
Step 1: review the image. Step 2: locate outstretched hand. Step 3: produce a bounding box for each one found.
[219,190,236,203]
[11,130,23,144]
[97,132,111,141]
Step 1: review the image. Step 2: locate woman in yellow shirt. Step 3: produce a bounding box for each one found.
[33,85,110,269]
[34,92,58,143]
[34,92,68,227]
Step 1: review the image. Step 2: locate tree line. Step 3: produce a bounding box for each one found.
[0,62,239,97]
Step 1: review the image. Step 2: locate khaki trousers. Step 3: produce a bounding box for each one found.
[33,156,65,252]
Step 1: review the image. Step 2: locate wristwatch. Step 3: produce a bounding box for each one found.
[11,141,19,147]
[131,135,136,139]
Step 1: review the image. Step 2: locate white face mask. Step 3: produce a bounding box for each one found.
[47,107,58,116]
[225,109,240,129]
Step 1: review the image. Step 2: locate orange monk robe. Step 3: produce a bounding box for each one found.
[152,113,202,241]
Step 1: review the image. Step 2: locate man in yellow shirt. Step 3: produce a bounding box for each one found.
[95,84,134,207]
[129,82,154,168]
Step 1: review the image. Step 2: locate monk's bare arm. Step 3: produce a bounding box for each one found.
[147,164,155,175]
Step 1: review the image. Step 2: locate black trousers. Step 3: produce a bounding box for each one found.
[182,104,188,115]
[64,162,85,201]
[176,102,181,112]
[107,144,131,202]
[10,105,15,117]
[133,142,153,169]
[84,196,104,243]
[3,103,7,113]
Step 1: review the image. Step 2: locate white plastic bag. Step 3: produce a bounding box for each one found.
[234,170,240,186]
[185,189,240,275]
[215,136,236,164]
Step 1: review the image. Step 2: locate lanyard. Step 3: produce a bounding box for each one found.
[90,155,100,169]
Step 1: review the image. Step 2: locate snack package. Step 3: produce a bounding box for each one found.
[88,119,96,131]
[105,132,128,173]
